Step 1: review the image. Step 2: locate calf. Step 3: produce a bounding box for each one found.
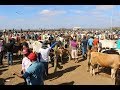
[89,52,120,79]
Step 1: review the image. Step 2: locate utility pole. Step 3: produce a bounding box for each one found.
[111,7,113,31]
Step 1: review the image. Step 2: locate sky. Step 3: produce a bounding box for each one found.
[0,5,120,29]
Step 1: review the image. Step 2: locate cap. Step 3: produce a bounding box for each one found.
[27,52,37,61]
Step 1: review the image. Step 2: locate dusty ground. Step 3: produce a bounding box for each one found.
[0,55,115,85]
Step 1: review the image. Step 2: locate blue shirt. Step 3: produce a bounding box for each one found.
[117,39,120,49]
[23,61,45,85]
[88,38,93,46]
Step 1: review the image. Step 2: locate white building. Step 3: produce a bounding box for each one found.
[73,27,81,31]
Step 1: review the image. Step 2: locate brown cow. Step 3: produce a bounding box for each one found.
[89,52,120,79]
[55,46,71,64]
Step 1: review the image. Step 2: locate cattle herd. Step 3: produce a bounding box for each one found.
[0,28,120,85]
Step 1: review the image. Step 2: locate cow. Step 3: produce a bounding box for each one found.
[55,46,71,64]
[99,40,117,50]
[89,52,120,79]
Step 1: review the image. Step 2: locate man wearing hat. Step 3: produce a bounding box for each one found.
[38,41,58,78]
[13,52,45,85]
[21,48,31,85]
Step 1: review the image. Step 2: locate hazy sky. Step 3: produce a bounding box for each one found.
[0,5,120,29]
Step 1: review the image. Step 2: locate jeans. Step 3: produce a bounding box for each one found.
[41,62,48,77]
[82,47,87,58]
[7,52,13,65]
[0,51,3,65]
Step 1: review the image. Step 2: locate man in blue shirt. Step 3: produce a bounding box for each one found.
[116,37,120,49]
[81,36,88,60]
[13,52,45,85]
[87,36,94,51]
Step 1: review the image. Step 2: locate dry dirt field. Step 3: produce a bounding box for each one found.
[0,56,115,85]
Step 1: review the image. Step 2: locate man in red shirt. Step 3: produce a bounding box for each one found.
[93,36,99,49]
[93,37,99,47]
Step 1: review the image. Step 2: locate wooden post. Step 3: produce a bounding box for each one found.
[53,45,58,73]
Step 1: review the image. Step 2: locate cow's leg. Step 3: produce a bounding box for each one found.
[111,68,117,79]
[54,55,57,73]
[67,50,71,61]
[97,65,100,75]
[90,65,93,75]
[87,57,91,72]
[60,54,63,64]
[92,65,95,76]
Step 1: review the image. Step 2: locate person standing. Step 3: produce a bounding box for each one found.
[0,37,4,65]
[93,36,99,51]
[38,41,58,77]
[4,39,15,65]
[81,36,88,60]
[93,36,99,48]
[116,37,120,49]
[21,48,31,85]
[13,52,45,85]
[87,36,94,51]
[70,38,78,63]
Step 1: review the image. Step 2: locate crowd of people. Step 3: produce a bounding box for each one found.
[0,29,120,85]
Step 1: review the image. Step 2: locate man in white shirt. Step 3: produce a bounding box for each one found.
[21,48,31,85]
[38,41,58,78]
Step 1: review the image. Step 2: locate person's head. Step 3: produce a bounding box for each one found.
[41,41,48,49]
[23,48,31,56]
[27,52,37,62]
[9,38,15,44]
[83,36,86,40]
[73,37,76,41]
[22,42,29,49]
[90,36,94,39]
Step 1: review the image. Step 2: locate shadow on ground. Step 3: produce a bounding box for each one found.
[0,69,8,75]
[58,81,74,85]
[13,60,22,65]
[47,65,80,81]
[15,82,25,85]
[0,65,8,69]
[96,67,111,75]
[77,57,87,63]
[5,76,15,80]
[0,78,5,85]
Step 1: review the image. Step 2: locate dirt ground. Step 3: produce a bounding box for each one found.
[0,55,115,85]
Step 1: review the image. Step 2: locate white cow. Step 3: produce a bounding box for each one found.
[99,39,117,49]
[27,40,50,53]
